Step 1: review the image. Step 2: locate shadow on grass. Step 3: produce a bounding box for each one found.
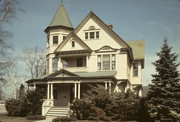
[0,114,33,122]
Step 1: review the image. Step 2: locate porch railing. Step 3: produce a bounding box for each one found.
[42,99,54,116]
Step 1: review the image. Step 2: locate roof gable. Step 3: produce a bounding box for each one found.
[126,40,144,60]
[74,12,130,49]
[55,32,92,53]
[46,69,79,78]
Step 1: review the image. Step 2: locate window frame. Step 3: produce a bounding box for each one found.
[53,36,58,45]
[133,62,138,77]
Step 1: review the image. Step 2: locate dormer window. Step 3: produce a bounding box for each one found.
[53,36,58,45]
[84,26,100,40]
[72,41,75,47]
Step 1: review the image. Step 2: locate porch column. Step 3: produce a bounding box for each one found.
[74,81,77,99]
[109,82,111,94]
[86,56,88,70]
[33,83,36,90]
[47,83,50,99]
[51,83,54,99]
[139,89,142,97]
[105,81,108,89]
[78,81,81,99]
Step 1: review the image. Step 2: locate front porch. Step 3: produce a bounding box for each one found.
[32,81,113,117]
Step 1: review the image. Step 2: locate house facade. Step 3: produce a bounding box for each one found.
[26,3,144,117]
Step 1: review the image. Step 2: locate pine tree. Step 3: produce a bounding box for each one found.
[146,39,180,121]
[19,84,25,100]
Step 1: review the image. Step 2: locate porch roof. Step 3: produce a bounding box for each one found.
[26,69,117,83]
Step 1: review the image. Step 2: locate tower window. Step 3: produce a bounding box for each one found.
[72,41,75,47]
[63,36,66,41]
[53,36,58,45]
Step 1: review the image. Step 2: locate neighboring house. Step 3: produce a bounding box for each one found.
[26,3,144,117]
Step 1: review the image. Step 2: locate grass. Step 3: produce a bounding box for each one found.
[0,114,33,122]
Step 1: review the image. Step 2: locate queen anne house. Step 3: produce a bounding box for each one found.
[26,3,144,117]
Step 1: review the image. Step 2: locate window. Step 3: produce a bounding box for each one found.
[85,32,88,39]
[53,36,58,45]
[96,32,99,38]
[97,55,101,70]
[52,57,58,72]
[62,57,86,68]
[133,62,138,76]
[63,36,66,41]
[47,59,49,74]
[72,41,75,47]
[89,26,95,30]
[112,54,116,70]
[47,35,49,47]
[90,32,95,39]
[76,58,83,67]
[103,55,110,70]
[97,54,116,70]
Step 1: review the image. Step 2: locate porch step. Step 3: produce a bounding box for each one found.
[46,106,69,117]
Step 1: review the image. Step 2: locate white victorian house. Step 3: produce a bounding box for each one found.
[26,3,144,117]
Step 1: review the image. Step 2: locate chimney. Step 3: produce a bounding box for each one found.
[107,24,113,29]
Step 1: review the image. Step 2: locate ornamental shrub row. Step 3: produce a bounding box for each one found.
[5,88,44,117]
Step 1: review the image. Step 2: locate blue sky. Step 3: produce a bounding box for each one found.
[6,0,180,85]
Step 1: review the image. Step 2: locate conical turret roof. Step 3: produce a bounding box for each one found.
[49,4,73,28]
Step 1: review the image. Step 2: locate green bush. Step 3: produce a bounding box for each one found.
[71,85,141,121]
[23,88,44,115]
[5,98,23,116]
[52,116,76,122]
[26,115,46,120]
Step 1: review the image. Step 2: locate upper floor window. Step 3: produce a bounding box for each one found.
[85,26,100,40]
[90,32,95,39]
[52,57,58,72]
[72,41,75,47]
[53,36,58,45]
[46,59,49,74]
[85,32,88,39]
[62,56,86,68]
[96,32,99,39]
[112,54,116,70]
[63,36,66,41]
[133,62,138,77]
[97,54,116,71]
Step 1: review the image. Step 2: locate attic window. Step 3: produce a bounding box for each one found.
[89,26,95,30]
[72,41,75,47]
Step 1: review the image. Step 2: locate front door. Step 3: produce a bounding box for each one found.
[54,84,70,106]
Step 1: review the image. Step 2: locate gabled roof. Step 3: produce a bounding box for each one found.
[74,12,130,48]
[126,40,144,60]
[55,32,92,53]
[46,69,79,78]
[44,4,73,32]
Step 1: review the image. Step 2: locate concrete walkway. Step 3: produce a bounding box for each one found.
[35,116,56,122]
[0,104,7,114]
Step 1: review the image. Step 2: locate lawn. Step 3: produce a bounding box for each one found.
[0,114,33,122]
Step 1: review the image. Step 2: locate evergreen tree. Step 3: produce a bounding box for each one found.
[146,39,180,121]
[19,84,25,100]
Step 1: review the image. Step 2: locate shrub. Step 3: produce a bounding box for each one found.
[23,88,44,115]
[71,85,141,121]
[26,115,46,120]
[70,99,91,120]
[52,116,76,122]
[5,98,23,116]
